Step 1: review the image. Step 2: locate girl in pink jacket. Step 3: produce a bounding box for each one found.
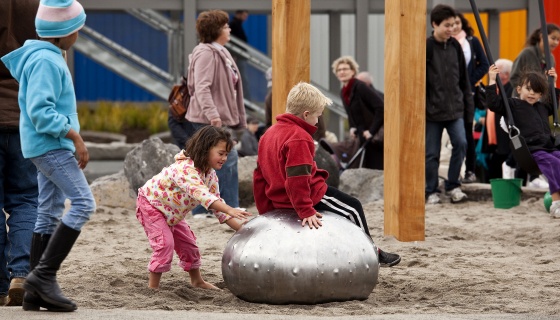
[136,126,251,290]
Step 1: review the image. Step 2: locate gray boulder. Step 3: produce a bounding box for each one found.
[238,155,257,208]
[315,145,339,188]
[90,170,136,209]
[124,138,180,194]
[339,168,384,204]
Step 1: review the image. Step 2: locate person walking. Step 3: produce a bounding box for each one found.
[185,10,246,216]
[332,56,384,170]
[425,4,473,204]
[2,0,95,312]
[0,0,40,307]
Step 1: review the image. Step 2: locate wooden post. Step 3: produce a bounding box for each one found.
[271,0,310,123]
[384,0,426,241]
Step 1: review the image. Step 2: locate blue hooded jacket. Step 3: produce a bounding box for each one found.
[1,40,79,158]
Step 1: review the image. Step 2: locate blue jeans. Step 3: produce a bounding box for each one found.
[188,123,240,214]
[0,133,38,295]
[425,119,467,195]
[30,149,96,234]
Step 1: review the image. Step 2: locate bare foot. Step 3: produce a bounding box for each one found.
[191,280,220,290]
[148,272,161,290]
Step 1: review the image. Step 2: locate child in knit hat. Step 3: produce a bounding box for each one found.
[1,0,93,313]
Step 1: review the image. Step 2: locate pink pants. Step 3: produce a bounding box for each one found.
[136,194,201,273]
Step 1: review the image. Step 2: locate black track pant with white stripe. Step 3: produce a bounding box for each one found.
[313,186,371,237]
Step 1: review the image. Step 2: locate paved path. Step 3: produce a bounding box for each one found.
[1,308,559,320]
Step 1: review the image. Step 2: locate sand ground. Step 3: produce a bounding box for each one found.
[2,196,560,319]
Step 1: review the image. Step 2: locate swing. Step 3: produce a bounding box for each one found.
[468,0,546,176]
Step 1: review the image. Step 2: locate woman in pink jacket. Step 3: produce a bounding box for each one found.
[185,10,246,216]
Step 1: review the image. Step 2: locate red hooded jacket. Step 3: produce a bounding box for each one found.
[253,113,329,219]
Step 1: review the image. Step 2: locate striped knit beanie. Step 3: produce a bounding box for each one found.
[35,0,86,38]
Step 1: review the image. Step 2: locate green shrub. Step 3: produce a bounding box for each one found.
[77,101,168,134]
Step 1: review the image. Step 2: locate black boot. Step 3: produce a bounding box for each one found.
[23,223,80,312]
[22,233,68,312]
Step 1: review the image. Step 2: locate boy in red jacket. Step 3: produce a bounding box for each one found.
[253,82,400,267]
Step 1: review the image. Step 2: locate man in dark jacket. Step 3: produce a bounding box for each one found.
[0,0,40,306]
[425,4,473,204]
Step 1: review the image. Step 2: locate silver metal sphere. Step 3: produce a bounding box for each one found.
[222,209,379,304]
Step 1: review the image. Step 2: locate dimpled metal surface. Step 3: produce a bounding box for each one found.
[222,209,379,304]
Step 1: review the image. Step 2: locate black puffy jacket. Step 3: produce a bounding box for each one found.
[426,36,474,123]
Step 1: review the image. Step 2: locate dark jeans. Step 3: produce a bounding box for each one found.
[0,132,38,294]
[425,119,467,195]
[167,110,193,149]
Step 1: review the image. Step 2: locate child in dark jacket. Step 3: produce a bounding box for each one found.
[487,65,560,217]
[253,82,401,267]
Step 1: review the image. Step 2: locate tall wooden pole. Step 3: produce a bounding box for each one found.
[271,0,310,123]
[384,0,426,241]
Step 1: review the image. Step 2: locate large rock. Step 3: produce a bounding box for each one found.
[124,138,180,194]
[339,168,384,204]
[238,155,257,208]
[315,144,339,188]
[90,170,136,209]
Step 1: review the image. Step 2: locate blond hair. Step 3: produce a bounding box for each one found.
[286,82,332,115]
[331,56,360,75]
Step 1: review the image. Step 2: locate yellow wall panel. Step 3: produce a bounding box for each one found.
[463,10,527,62]
[464,12,487,44]
[500,10,527,62]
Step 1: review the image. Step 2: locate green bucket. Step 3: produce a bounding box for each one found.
[489,178,523,209]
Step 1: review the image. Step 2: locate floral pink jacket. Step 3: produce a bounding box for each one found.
[139,151,231,226]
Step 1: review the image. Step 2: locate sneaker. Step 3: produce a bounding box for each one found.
[5,277,25,306]
[426,193,441,204]
[0,294,6,306]
[448,187,467,203]
[462,171,477,183]
[502,163,516,179]
[378,249,401,267]
[551,201,560,219]
[528,177,549,189]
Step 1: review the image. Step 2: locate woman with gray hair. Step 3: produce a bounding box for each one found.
[332,56,384,170]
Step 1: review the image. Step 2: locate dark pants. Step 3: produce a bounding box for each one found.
[314,186,371,237]
[487,153,509,182]
[0,132,38,294]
